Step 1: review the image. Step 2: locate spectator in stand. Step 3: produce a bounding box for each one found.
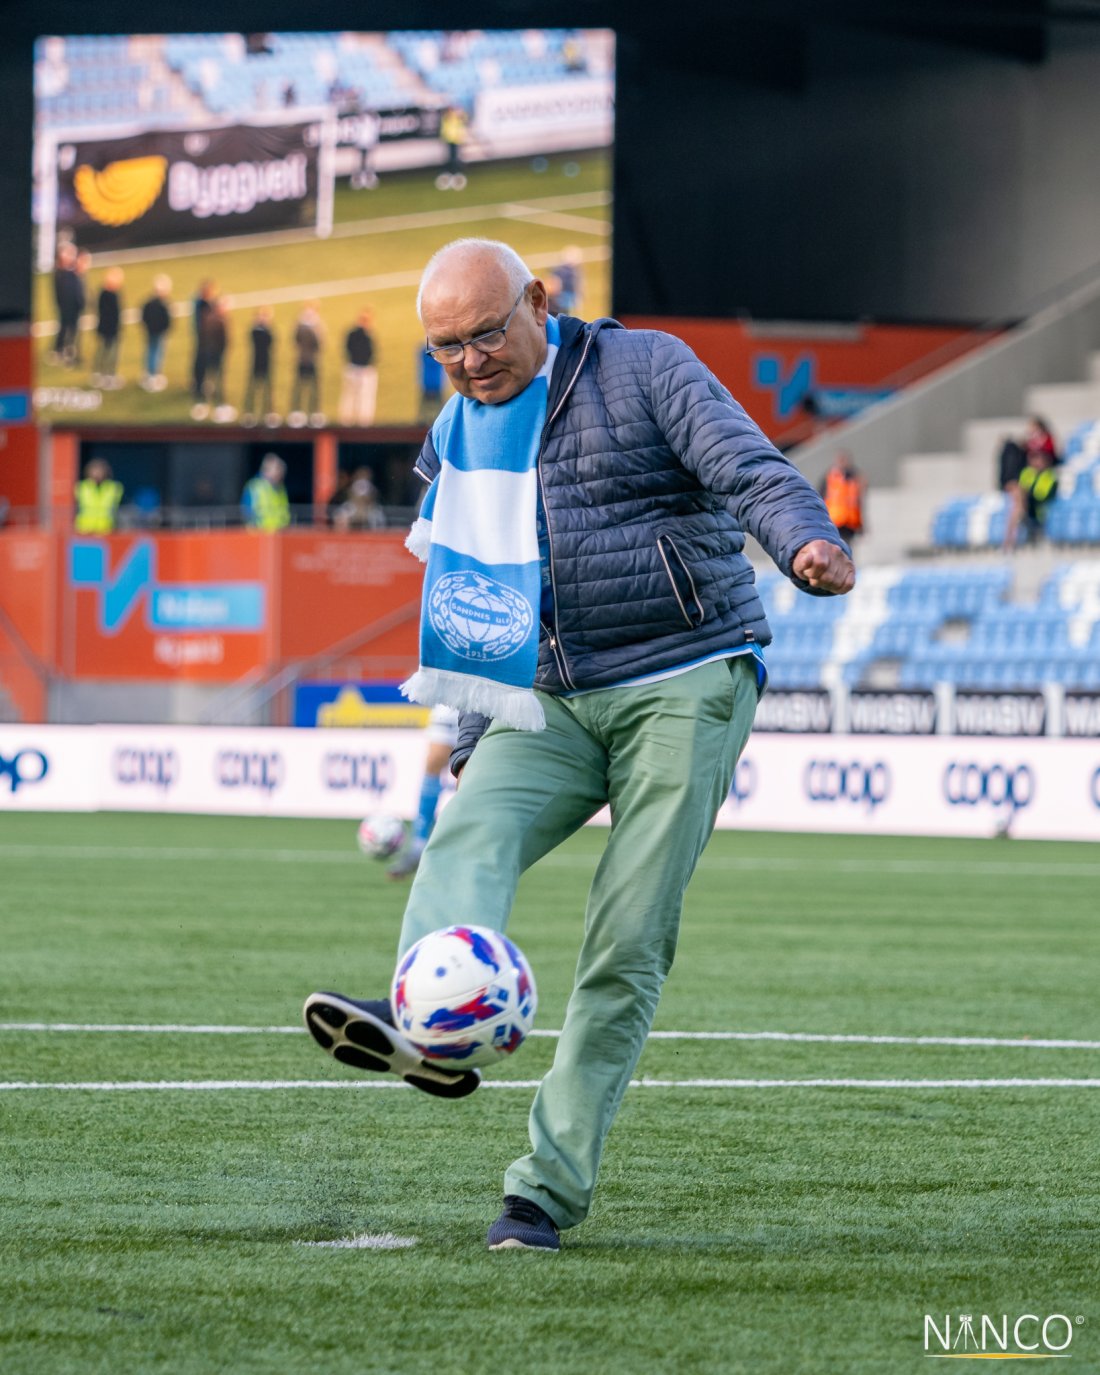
[819,451,865,544]
[91,267,124,389]
[190,279,217,419]
[338,309,378,426]
[1024,415,1059,466]
[289,304,324,427]
[242,306,277,426]
[326,469,353,524]
[51,242,82,366]
[331,466,386,530]
[242,453,291,530]
[140,275,173,392]
[1006,447,1059,548]
[74,458,123,533]
[198,297,235,423]
[417,345,446,423]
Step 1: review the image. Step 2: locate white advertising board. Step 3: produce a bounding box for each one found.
[2,727,1099,842]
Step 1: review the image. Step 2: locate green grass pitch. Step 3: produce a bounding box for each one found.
[33,153,611,428]
[1,812,1098,1373]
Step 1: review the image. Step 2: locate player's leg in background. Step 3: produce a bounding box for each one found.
[396,694,609,957]
[505,656,758,1230]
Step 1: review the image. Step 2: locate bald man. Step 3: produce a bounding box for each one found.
[305,238,855,1251]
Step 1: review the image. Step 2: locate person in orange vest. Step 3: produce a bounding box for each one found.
[74,458,123,533]
[820,452,865,543]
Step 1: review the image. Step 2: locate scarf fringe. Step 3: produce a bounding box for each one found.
[401,668,546,732]
[405,517,432,562]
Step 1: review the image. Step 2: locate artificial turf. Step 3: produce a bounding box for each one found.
[1,813,1097,1373]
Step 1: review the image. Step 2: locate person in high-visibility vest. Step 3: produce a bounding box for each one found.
[73,459,123,533]
[242,453,291,530]
[436,105,469,191]
[819,452,865,542]
[1006,448,1059,547]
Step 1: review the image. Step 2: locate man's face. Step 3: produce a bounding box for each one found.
[421,261,548,404]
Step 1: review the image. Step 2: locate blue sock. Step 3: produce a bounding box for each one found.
[413,774,443,844]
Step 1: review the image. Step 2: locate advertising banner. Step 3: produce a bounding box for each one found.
[4,727,1099,843]
[846,690,938,734]
[65,532,272,681]
[44,116,329,264]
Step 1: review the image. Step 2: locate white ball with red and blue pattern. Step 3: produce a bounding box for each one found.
[357,813,406,859]
[390,925,537,1070]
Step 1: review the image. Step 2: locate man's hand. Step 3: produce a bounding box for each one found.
[792,540,856,594]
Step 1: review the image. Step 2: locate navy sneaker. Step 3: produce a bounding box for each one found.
[487,1195,561,1251]
[303,992,480,1099]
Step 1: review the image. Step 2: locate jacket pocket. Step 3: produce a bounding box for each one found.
[656,533,705,629]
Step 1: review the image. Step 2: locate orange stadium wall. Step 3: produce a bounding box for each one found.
[621,317,993,447]
[0,528,422,721]
[0,332,39,516]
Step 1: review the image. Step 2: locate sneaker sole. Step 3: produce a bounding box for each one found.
[303,991,480,1100]
[488,1238,560,1252]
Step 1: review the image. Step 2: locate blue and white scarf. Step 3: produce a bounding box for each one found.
[401,316,560,731]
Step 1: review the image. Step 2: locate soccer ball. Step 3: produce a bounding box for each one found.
[390,925,537,1070]
[357,813,406,859]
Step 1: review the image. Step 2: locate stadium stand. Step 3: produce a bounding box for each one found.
[756,560,1100,691]
[35,30,596,130]
[930,418,1100,550]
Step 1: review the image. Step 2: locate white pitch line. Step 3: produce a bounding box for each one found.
[4,843,1100,879]
[1,1024,1097,1050]
[1,1078,1098,1092]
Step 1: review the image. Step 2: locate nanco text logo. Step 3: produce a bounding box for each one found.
[216,750,284,793]
[943,762,1034,813]
[322,751,395,795]
[0,749,49,793]
[803,759,890,812]
[924,1312,1082,1357]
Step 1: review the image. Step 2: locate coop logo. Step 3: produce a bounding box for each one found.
[943,762,1034,814]
[0,749,49,794]
[923,1311,1082,1357]
[322,751,395,795]
[112,746,178,793]
[70,540,264,635]
[726,758,757,808]
[216,749,284,793]
[1090,766,1100,810]
[803,758,890,812]
[427,570,533,663]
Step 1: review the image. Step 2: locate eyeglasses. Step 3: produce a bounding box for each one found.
[424,287,528,365]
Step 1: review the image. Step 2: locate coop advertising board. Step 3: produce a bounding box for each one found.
[2,728,1098,842]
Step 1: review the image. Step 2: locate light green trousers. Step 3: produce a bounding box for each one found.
[398,655,758,1229]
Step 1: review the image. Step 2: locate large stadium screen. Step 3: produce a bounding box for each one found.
[32,30,614,428]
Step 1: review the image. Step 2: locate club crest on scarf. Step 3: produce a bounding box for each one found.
[428,570,534,663]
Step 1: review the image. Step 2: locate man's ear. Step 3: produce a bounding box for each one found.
[529,279,550,324]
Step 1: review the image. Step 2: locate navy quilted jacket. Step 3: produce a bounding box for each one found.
[413,314,848,768]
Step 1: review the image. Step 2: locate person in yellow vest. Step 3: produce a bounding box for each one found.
[819,452,865,543]
[242,453,291,530]
[74,459,123,533]
[1006,447,1058,547]
[436,105,469,191]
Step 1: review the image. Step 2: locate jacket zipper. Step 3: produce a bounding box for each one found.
[536,328,597,691]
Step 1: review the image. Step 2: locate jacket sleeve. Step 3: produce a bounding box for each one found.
[449,712,491,777]
[647,332,851,589]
